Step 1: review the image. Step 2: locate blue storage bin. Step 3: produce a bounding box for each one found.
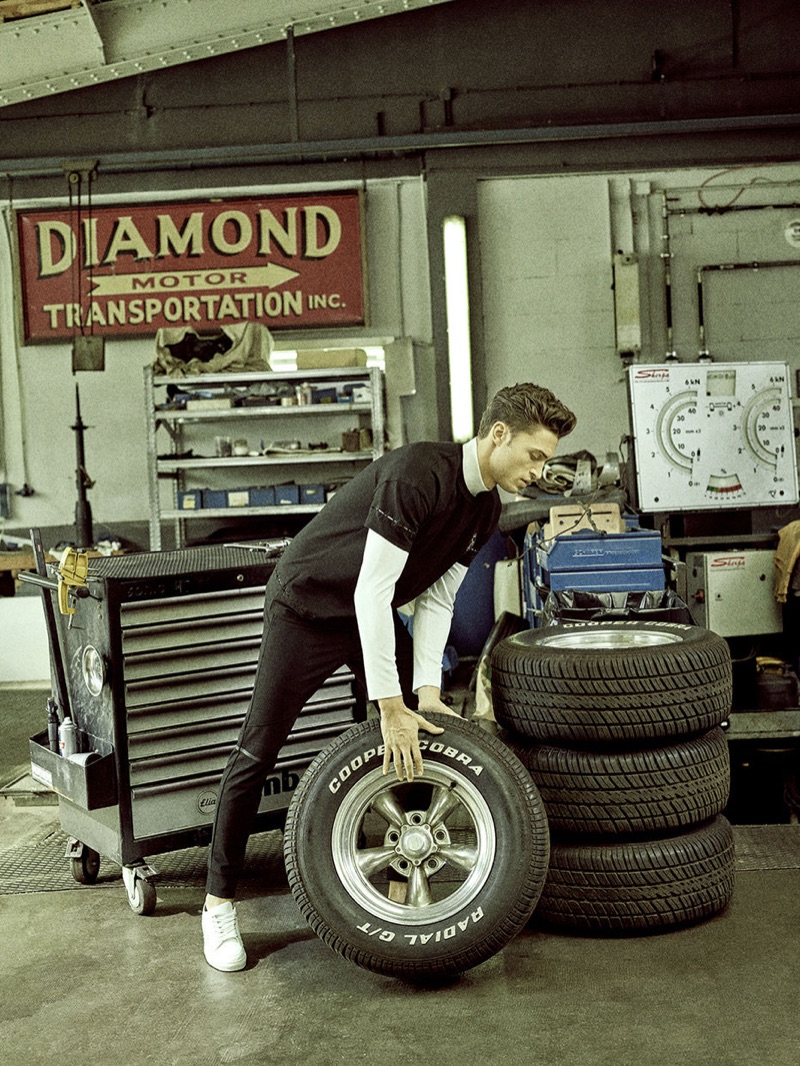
[275,484,300,505]
[548,568,665,593]
[250,486,276,506]
[177,489,202,510]
[536,529,663,573]
[202,489,228,509]
[300,484,325,505]
[523,525,665,627]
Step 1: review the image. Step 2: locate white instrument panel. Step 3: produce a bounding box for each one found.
[628,362,798,512]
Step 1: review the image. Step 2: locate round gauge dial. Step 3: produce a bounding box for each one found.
[743,387,784,468]
[655,389,702,471]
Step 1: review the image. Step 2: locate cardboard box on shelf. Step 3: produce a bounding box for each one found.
[296,348,367,369]
[543,503,626,539]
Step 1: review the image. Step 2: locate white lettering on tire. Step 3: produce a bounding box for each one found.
[356,922,396,942]
[355,908,485,946]
[328,743,483,793]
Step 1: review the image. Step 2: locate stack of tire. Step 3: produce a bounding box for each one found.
[490,620,735,935]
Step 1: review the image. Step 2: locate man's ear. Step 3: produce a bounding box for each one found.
[490,421,509,446]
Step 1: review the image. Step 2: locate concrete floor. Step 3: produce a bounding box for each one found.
[2,689,800,1066]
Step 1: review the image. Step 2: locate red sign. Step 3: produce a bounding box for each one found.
[15,191,366,342]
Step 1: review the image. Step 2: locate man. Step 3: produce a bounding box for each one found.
[202,381,576,971]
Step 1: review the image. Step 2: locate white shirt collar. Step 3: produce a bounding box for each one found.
[462,437,490,496]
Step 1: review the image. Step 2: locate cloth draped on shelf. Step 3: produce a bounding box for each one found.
[773,519,800,603]
[153,322,274,377]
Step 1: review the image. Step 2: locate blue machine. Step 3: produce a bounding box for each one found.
[524,525,664,627]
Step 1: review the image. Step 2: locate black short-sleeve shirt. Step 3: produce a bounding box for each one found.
[273,441,500,619]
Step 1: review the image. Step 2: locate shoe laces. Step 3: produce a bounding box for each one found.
[208,905,240,942]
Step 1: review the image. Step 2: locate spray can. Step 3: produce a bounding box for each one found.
[58,715,78,758]
[46,699,60,753]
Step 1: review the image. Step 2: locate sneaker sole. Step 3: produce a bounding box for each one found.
[204,950,246,973]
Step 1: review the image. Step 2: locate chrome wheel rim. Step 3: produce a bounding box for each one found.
[536,627,682,651]
[331,765,496,926]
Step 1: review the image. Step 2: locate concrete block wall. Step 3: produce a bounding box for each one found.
[475,163,800,471]
[478,174,621,459]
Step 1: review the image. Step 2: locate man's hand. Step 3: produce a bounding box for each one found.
[416,684,462,719]
[379,695,445,782]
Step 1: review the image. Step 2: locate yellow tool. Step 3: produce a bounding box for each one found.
[57,547,89,616]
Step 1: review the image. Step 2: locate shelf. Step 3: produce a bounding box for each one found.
[664,533,779,549]
[724,709,800,741]
[157,452,373,472]
[145,363,384,549]
[155,403,372,422]
[163,505,323,520]
[152,367,373,386]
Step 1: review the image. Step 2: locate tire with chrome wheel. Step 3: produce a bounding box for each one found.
[492,621,732,744]
[284,715,550,979]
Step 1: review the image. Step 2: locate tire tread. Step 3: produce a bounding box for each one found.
[535,816,735,933]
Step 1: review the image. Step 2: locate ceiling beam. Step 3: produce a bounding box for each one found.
[2,111,799,181]
[0,0,455,109]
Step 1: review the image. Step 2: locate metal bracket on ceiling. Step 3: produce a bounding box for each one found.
[80,0,107,62]
[62,158,99,184]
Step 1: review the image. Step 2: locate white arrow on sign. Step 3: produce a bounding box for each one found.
[89,263,300,295]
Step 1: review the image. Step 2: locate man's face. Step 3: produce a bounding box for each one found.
[486,423,559,493]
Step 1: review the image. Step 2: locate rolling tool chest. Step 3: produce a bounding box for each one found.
[24,542,364,913]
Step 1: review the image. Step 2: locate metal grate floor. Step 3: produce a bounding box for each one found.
[0,824,286,896]
[732,823,800,870]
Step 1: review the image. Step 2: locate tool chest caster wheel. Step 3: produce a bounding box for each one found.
[122,863,158,915]
[66,839,100,884]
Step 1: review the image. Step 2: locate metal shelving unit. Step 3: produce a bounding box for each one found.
[144,365,384,548]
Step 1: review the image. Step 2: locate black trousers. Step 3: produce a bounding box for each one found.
[206,574,416,899]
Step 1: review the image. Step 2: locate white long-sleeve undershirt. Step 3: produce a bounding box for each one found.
[353,529,467,701]
[409,562,468,691]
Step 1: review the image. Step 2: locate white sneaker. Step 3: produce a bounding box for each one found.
[202,901,246,972]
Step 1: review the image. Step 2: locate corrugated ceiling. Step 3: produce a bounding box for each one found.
[0,0,455,109]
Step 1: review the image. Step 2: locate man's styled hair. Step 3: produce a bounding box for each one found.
[477,383,577,440]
